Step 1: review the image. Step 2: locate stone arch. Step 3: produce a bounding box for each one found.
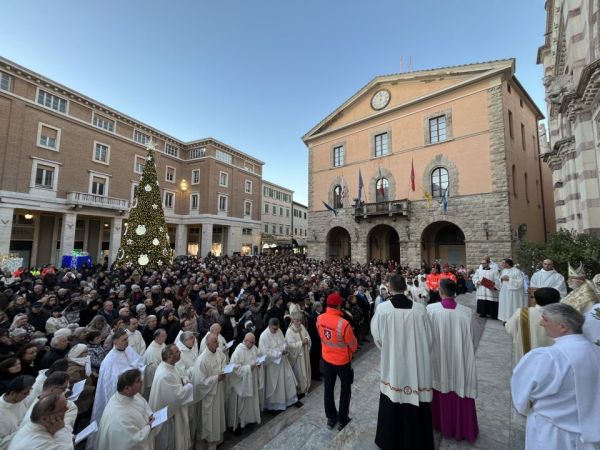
[421,154,459,197]
[420,220,466,267]
[367,224,400,262]
[326,226,352,259]
[368,166,396,203]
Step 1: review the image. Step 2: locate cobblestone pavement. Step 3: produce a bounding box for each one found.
[226,292,525,450]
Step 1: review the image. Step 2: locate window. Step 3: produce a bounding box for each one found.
[374,133,389,156]
[272,224,276,234]
[520,99,524,108]
[286,208,289,218]
[264,224,269,233]
[165,166,175,183]
[134,155,146,174]
[219,171,228,187]
[295,227,298,235]
[0,72,11,91]
[131,183,138,203]
[279,225,283,234]
[286,226,290,235]
[524,172,529,203]
[133,130,150,145]
[264,203,269,214]
[189,147,205,159]
[90,175,108,196]
[429,116,447,144]
[512,164,517,197]
[333,145,345,167]
[242,228,252,235]
[164,192,174,209]
[508,110,514,139]
[34,164,55,188]
[304,212,307,220]
[245,180,252,194]
[37,123,61,151]
[244,201,252,216]
[244,162,254,172]
[92,113,115,133]
[165,143,179,157]
[507,83,511,93]
[272,205,276,214]
[218,195,228,212]
[216,150,232,164]
[375,178,389,202]
[93,142,110,164]
[521,124,526,150]
[279,207,283,216]
[333,185,343,208]
[191,169,200,185]
[190,193,199,210]
[263,186,268,196]
[431,167,448,198]
[37,89,67,113]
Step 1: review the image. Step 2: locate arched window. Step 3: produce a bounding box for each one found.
[430,167,448,198]
[375,177,389,203]
[512,165,517,197]
[333,185,343,208]
[524,172,529,203]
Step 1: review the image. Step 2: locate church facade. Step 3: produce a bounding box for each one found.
[303,60,555,267]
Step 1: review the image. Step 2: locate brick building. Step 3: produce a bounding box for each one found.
[0,56,263,266]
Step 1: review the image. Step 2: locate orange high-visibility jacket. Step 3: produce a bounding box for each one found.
[316,308,358,365]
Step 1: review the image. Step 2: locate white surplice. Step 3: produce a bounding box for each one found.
[20,398,77,447]
[371,299,433,406]
[285,323,311,395]
[530,269,567,298]
[148,362,192,450]
[498,267,525,322]
[511,334,600,450]
[227,344,263,429]
[426,302,477,399]
[0,396,30,450]
[583,305,600,347]
[8,422,73,450]
[258,328,298,411]
[175,338,198,383]
[127,329,147,357]
[199,332,229,362]
[142,341,165,399]
[91,346,144,427]
[96,392,153,450]
[472,268,501,302]
[190,348,227,448]
[25,369,47,406]
[505,304,555,364]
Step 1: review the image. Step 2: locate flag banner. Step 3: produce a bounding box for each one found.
[341,177,348,200]
[410,159,416,192]
[358,170,364,202]
[322,200,338,216]
[378,167,385,198]
[440,188,449,213]
[423,191,433,208]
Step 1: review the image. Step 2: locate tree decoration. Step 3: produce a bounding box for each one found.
[115,140,173,268]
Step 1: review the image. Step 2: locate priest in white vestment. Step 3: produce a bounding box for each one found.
[505,287,560,364]
[142,329,166,399]
[190,333,227,450]
[530,259,567,298]
[498,258,525,322]
[227,333,263,432]
[512,303,600,450]
[285,310,311,396]
[9,393,72,450]
[0,375,35,450]
[259,318,299,411]
[148,344,193,450]
[96,368,154,450]
[90,329,145,429]
[473,257,501,319]
[126,317,147,356]
[371,275,434,450]
[175,331,198,382]
[199,323,229,361]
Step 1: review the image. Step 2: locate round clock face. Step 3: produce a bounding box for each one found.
[371,89,390,110]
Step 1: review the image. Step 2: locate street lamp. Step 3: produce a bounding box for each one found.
[24,212,33,220]
[179,179,189,192]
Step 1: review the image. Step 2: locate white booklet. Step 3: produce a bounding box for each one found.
[74,420,97,444]
[225,340,235,349]
[67,379,86,402]
[223,363,236,374]
[151,406,168,429]
[256,355,267,365]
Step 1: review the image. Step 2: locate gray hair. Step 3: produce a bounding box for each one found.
[161,344,177,361]
[542,303,584,334]
[180,331,195,343]
[153,329,166,339]
[50,335,67,348]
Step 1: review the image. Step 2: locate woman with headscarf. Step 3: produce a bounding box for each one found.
[87,315,111,342]
[66,343,95,415]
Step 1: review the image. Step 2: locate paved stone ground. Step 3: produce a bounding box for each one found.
[227,293,526,450]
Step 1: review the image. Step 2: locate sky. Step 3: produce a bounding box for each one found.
[1,1,547,206]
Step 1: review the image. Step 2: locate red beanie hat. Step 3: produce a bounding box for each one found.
[326,292,343,307]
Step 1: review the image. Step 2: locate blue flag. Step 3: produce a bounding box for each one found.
[322,200,338,216]
[358,169,364,202]
[440,188,449,213]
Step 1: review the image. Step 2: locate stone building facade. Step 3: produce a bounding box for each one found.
[537,0,600,236]
[0,57,263,266]
[303,60,555,268]
[261,180,293,251]
[292,201,308,253]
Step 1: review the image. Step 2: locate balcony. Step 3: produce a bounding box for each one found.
[353,199,410,221]
[67,192,129,211]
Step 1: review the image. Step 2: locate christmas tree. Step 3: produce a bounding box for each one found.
[115,140,173,269]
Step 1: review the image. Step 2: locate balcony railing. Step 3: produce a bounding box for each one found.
[67,192,129,211]
[353,199,409,220]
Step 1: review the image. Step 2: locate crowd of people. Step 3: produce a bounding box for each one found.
[0,253,598,450]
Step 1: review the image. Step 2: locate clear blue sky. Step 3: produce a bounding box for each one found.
[1,0,547,206]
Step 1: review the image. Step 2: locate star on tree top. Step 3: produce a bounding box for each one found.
[146,139,158,152]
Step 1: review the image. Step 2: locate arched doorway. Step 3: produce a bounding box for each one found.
[367,224,400,262]
[326,227,352,259]
[421,221,465,266]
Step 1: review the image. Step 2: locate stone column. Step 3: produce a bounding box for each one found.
[0,207,14,256]
[175,224,187,256]
[200,223,213,257]
[109,217,123,265]
[60,212,77,258]
[226,226,241,256]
